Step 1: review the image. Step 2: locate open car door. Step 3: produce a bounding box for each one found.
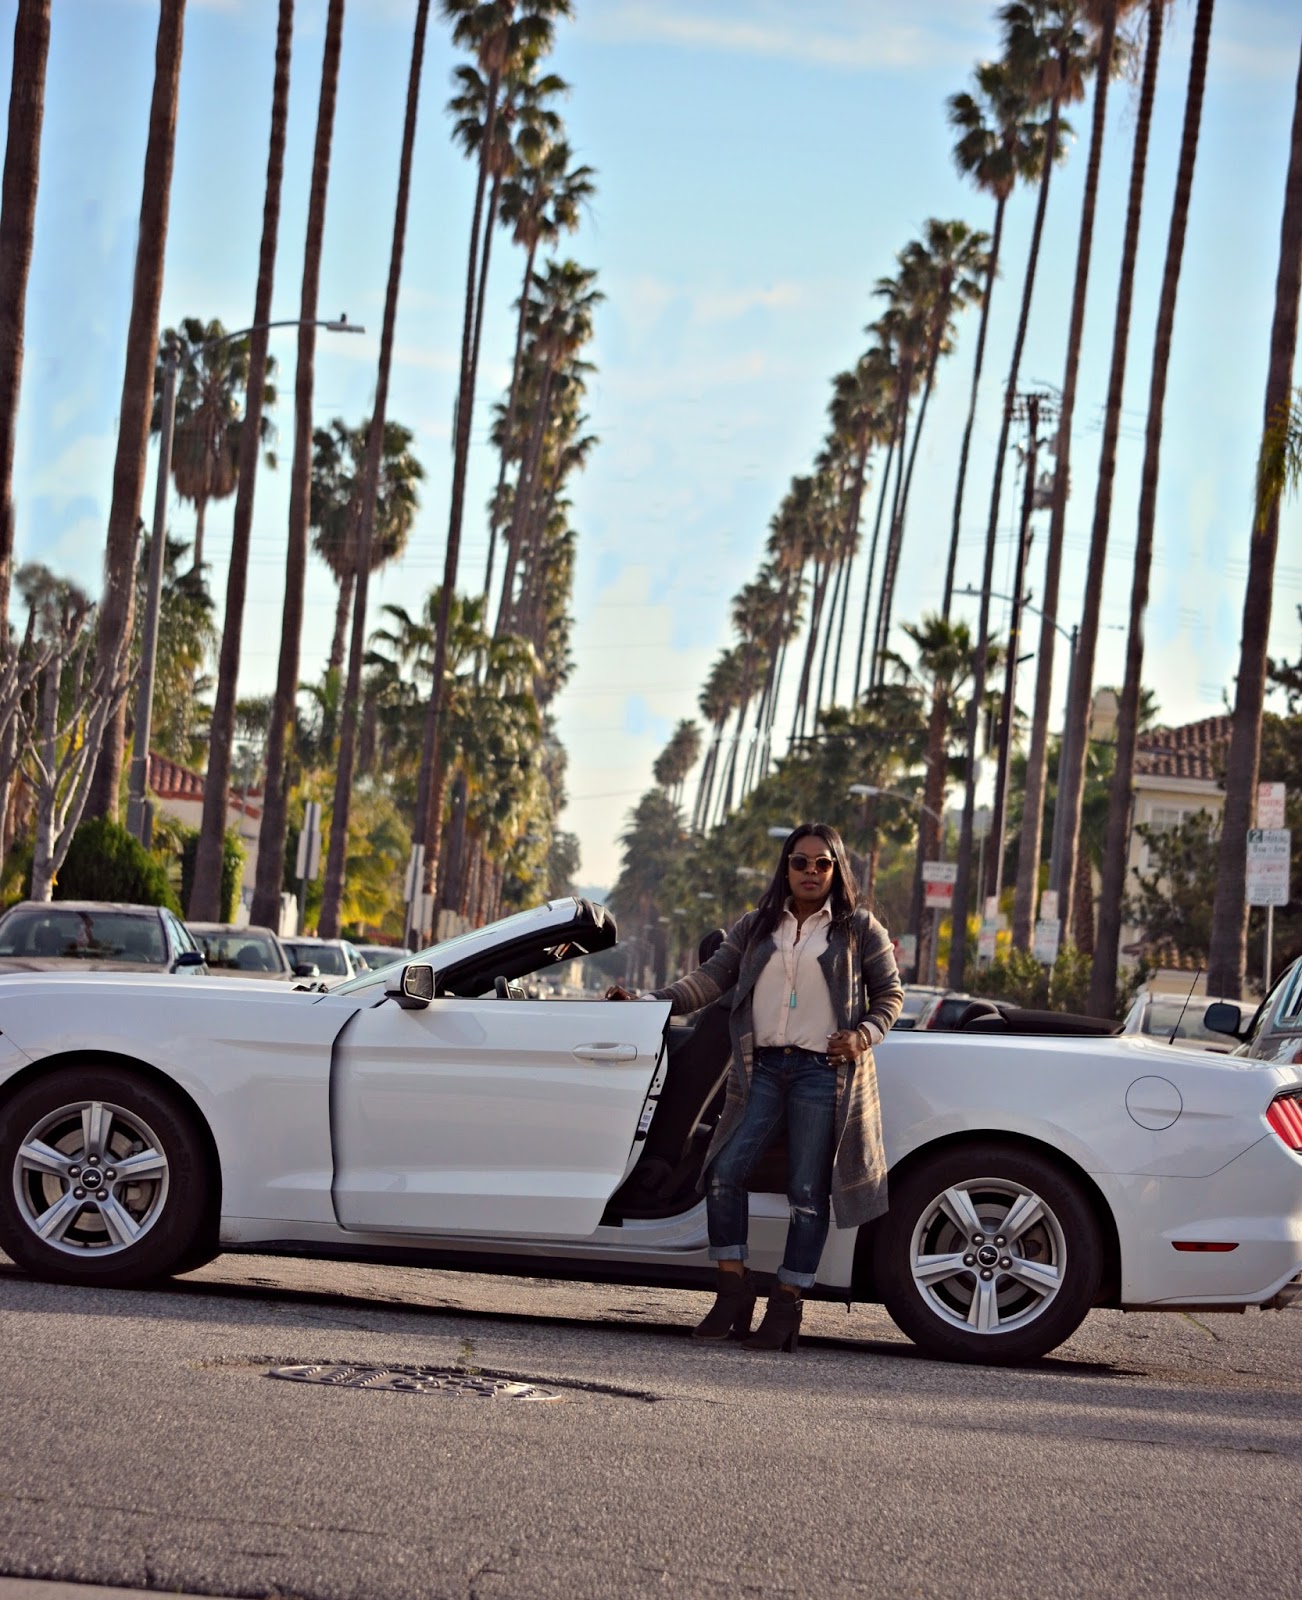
[328,902,670,1239]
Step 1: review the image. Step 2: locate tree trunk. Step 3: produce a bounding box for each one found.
[1020,2,1119,946]
[318,0,429,940]
[942,196,1005,620]
[0,0,50,633]
[328,567,354,676]
[1207,34,1302,997]
[1092,0,1213,1015]
[249,0,344,930]
[88,0,185,822]
[868,384,912,689]
[484,237,538,607]
[852,428,898,703]
[948,95,1061,990]
[875,343,942,680]
[830,440,869,703]
[191,496,208,573]
[1056,1,1163,943]
[189,0,292,922]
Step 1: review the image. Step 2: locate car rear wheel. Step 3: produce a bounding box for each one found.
[875,1143,1103,1365]
[0,1064,212,1287]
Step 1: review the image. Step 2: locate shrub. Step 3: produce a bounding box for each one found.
[52,817,180,911]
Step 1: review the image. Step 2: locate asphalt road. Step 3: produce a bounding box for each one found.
[2,1250,1301,1600]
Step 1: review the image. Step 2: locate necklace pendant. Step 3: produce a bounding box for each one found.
[789,988,797,1010]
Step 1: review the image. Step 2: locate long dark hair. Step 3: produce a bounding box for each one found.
[751,821,858,943]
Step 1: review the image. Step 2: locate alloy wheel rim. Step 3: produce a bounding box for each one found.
[12,1098,170,1256]
[908,1177,1067,1335]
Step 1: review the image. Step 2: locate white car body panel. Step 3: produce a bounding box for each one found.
[0,894,1300,1309]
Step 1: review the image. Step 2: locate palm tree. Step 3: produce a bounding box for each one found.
[189,0,293,923]
[824,357,891,705]
[250,0,345,931]
[948,0,1088,989]
[1017,0,1138,950]
[151,317,277,574]
[0,0,50,635]
[692,648,743,832]
[485,139,594,603]
[88,0,186,823]
[318,0,431,942]
[849,340,900,702]
[1091,0,1215,1012]
[942,58,1043,616]
[1055,0,1166,947]
[869,219,990,680]
[310,417,424,676]
[1207,38,1302,997]
[440,0,572,677]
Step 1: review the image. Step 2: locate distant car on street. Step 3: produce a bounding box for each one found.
[914,990,1019,1031]
[1121,986,1234,1053]
[0,901,206,976]
[186,923,295,982]
[279,936,366,982]
[352,943,406,973]
[894,984,945,1029]
[1204,955,1302,1067]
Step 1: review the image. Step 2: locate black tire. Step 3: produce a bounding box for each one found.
[0,1063,213,1288]
[874,1142,1103,1365]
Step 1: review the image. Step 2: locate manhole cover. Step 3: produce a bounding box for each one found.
[267,1362,561,1400]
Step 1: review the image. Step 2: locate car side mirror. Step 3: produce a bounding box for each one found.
[1202,1001,1243,1039]
[292,961,321,978]
[173,950,206,971]
[387,962,435,1010]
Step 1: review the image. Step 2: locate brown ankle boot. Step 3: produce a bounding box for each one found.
[692,1267,759,1341]
[744,1284,803,1352]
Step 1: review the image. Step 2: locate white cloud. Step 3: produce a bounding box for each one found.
[583,0,984,72]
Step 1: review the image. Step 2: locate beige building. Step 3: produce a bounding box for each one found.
[147,753,265,921]
[1117,713,1231,990]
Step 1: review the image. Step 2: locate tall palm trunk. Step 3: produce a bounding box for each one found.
[189,0,292,921]
[88,0,185,821]
[1091,0,1213,1012]
[494,358,554,636]
[791,561,829,743]
[813,551,847,726]
[868,384,912,689]
[852,427,898,702]
[1056,1,1163,946]
[0,0,50,632]
[948,93,1061,989]
[249,0,344,930]
[1207,37,1302,997]
[319,0,430,940]
[873,349,942,682]
[942,196,1005,619]
[1016,3,1120,952]
[484,235,538,605]
[328,561,355,675]
[831,440,870,702]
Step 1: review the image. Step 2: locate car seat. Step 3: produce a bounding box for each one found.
[31,922,68,956]
[235,944,271,971]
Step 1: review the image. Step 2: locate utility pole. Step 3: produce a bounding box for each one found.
[987,391,1057,905]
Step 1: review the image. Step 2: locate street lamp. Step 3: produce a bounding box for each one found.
[127,315,365,844]
[955,585,1078,902]
[849,783,947,982]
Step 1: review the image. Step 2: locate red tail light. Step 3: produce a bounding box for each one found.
[1267,1093,1302,1152]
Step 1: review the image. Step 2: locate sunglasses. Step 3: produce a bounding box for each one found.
[789,853,835,874]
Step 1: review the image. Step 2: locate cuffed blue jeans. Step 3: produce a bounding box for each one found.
[706,1045,838,1288]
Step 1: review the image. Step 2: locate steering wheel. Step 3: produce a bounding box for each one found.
[494,975,511,1000]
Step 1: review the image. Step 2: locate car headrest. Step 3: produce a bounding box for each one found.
[697,927,726,965]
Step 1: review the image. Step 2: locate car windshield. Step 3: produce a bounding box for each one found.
[332,906,567,995]
[284,941,349,976]
[1144,999,1223,1043]
[0,908,165,963]
[198,930,285,973]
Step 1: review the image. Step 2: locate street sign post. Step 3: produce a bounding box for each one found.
[1257,782,1286,830]
[1247,825,1291,988]
[1033,918,1061,964]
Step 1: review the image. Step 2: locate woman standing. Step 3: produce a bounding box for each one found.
[608,822,903,1352]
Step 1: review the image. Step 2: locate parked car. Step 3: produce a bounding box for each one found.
[186,923,295,982]
[0,896,1297,1367]
[893,983,945,1030]
[1121,986,1235,1053]
[1203,955,1302,1066]
[352,943,406,973]
[0,901,207,976]
[278,936,366,982]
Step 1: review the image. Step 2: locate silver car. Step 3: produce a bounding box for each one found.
[1205,956,1302,1066]
[0,901,207,976]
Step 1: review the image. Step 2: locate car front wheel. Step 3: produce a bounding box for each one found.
[0,1064,212,1287]
[875,1143,1103,1365]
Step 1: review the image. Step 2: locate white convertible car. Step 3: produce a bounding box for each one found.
[1,898,1299,1365]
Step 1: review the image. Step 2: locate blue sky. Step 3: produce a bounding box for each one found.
[4,0,1301,886]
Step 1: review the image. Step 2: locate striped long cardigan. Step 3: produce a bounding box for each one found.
[651,906,904,1228]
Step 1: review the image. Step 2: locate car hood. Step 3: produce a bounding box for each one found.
[0,956,171,974]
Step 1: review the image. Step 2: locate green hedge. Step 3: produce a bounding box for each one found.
[53,817,180,911]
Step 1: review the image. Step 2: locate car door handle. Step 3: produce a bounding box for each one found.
[573,1043,639,1062]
